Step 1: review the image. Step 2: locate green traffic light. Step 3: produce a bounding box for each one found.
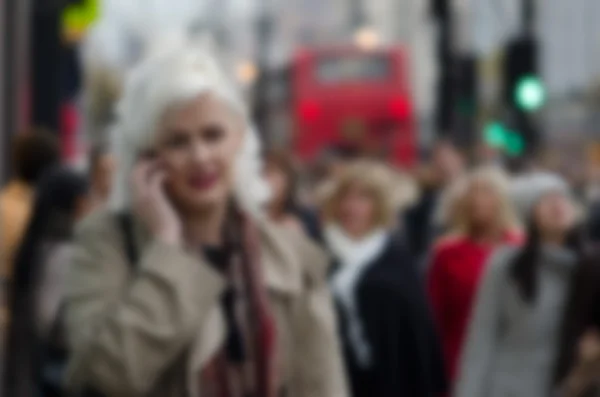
[483,121,526,155]
[505,130,525,156]
[514,75,546,112]
[483,122,507,148]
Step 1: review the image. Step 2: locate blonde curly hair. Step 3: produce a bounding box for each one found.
[321,160,415,229]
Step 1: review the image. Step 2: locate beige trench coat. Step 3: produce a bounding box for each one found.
[64,210,348,397]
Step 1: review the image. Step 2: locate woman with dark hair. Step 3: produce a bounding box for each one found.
[1,128,61,311]
[3,167,91,397]
[455,173,582,397]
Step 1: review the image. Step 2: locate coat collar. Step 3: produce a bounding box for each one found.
[324,225,389,268]
[255,216,303,295]
[131,213,302,297]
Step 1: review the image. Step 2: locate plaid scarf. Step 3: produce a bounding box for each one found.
[200,211,278,397]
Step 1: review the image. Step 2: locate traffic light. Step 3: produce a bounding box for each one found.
[503,37,544,154]
[504,38,544,109]
[483,122,507,148]
[454,55,478,147]
[483,121,525,156]
[505,129,525,156]
[456,56,477,117]
[514,75,545,112]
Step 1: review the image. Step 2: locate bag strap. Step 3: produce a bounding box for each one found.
[74,214,138,397]
[117,212,139,267]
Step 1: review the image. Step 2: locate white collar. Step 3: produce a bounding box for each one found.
[324,225,389,269]
[325,225,389,369]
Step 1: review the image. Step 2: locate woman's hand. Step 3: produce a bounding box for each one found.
[132,159,182,246]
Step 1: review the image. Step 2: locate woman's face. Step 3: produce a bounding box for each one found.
[265,164,290,207]
[465,179,501,227]
[534,192,576,237]
[336,182,376,238]
[156,94,244,212]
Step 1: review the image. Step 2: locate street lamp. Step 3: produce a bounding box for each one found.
[236,60,259,86]
[354,26,379,50]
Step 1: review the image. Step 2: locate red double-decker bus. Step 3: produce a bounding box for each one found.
[291,45,416,167]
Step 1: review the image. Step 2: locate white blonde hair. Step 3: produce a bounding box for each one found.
[109,41,270,214]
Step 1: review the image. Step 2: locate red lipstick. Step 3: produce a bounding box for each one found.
[188,173,219,190]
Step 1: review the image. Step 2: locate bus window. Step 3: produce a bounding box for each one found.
[316,55,391,83]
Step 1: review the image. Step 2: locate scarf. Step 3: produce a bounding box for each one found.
[325,225,389,368]
[200,211,277,397]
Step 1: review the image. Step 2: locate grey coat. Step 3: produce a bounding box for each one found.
[454,245,577,397]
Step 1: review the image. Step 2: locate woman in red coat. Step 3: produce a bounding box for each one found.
[427,167,522,386]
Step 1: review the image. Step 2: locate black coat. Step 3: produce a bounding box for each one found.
[587,201,600,243]
[329,239,447,397]
[554,250,600,386]
[404,188,440,259]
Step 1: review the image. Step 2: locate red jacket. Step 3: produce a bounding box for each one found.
[427,232,522,385]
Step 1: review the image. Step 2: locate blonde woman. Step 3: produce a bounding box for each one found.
[322,161,446,397]
[426,166,522,388]
[63,44,347,397]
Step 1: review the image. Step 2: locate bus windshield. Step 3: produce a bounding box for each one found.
[316,54,391,84]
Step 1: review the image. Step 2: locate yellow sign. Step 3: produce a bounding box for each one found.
[62,0,100,42]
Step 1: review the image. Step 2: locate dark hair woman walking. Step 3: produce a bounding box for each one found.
[455,172,587,397]
[3,167,91,397]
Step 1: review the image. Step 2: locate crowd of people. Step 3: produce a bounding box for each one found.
[2,44,600,397]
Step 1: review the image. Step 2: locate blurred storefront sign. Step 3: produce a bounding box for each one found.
[62,0,99,43]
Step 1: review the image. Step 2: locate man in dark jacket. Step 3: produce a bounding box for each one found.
[404,140,464,261]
